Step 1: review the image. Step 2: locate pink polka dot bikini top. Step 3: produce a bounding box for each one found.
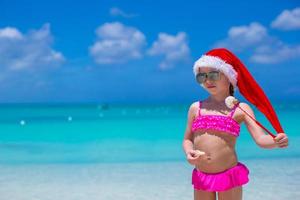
[192,101,241,137]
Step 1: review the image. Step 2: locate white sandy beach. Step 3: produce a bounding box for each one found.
[0,158,299,200]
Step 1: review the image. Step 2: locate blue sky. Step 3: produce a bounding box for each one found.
[0,0,299,104]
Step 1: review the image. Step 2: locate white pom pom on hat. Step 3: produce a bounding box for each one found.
[225,96,238,109]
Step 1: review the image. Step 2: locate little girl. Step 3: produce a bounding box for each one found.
[182,48,288,200]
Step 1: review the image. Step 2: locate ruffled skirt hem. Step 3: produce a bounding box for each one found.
[192,162,249,192]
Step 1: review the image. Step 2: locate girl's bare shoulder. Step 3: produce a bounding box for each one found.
[237,102,254,122]
[189,101,200,111]
[239,102,253,113]
[190,101,199,108]
[188,101,200,117]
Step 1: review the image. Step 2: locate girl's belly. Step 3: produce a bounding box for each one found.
[193,132,238,173]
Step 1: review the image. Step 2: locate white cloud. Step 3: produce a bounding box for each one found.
[251,44,300,64]
[109,7,137,18]
[214,22,269,51]
[148,32,190,70]
[89,22,146,64]
[271,7,300,30]
[214,22,300,64]
[0,24,64,71]
[0,27,23,39]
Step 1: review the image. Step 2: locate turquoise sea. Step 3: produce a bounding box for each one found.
[0,103,299,199]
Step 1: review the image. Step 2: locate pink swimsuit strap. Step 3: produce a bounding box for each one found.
[192,101,240,137]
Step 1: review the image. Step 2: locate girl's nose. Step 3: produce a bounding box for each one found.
[205,79,213,84]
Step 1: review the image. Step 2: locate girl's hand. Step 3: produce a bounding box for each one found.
[274,133,288,148]
[186,150,206,165]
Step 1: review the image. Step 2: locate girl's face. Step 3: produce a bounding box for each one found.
[198,67,230,95]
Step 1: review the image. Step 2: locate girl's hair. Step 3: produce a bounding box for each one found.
[229,84,234,96]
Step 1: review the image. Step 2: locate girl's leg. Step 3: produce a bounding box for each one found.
[194,189,216,200]
[217,186,242,200]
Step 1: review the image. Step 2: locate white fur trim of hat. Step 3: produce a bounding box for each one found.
[193,55,238,87]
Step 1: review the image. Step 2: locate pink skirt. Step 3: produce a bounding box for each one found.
[192,162,249,192]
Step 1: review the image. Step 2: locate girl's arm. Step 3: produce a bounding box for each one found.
[240,102,288,149]
[182,103,197,155]
[182,103,204,165]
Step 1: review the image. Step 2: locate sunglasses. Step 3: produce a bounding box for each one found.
[196,71,221,84]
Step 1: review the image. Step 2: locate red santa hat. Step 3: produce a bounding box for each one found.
[193,48,284,134]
